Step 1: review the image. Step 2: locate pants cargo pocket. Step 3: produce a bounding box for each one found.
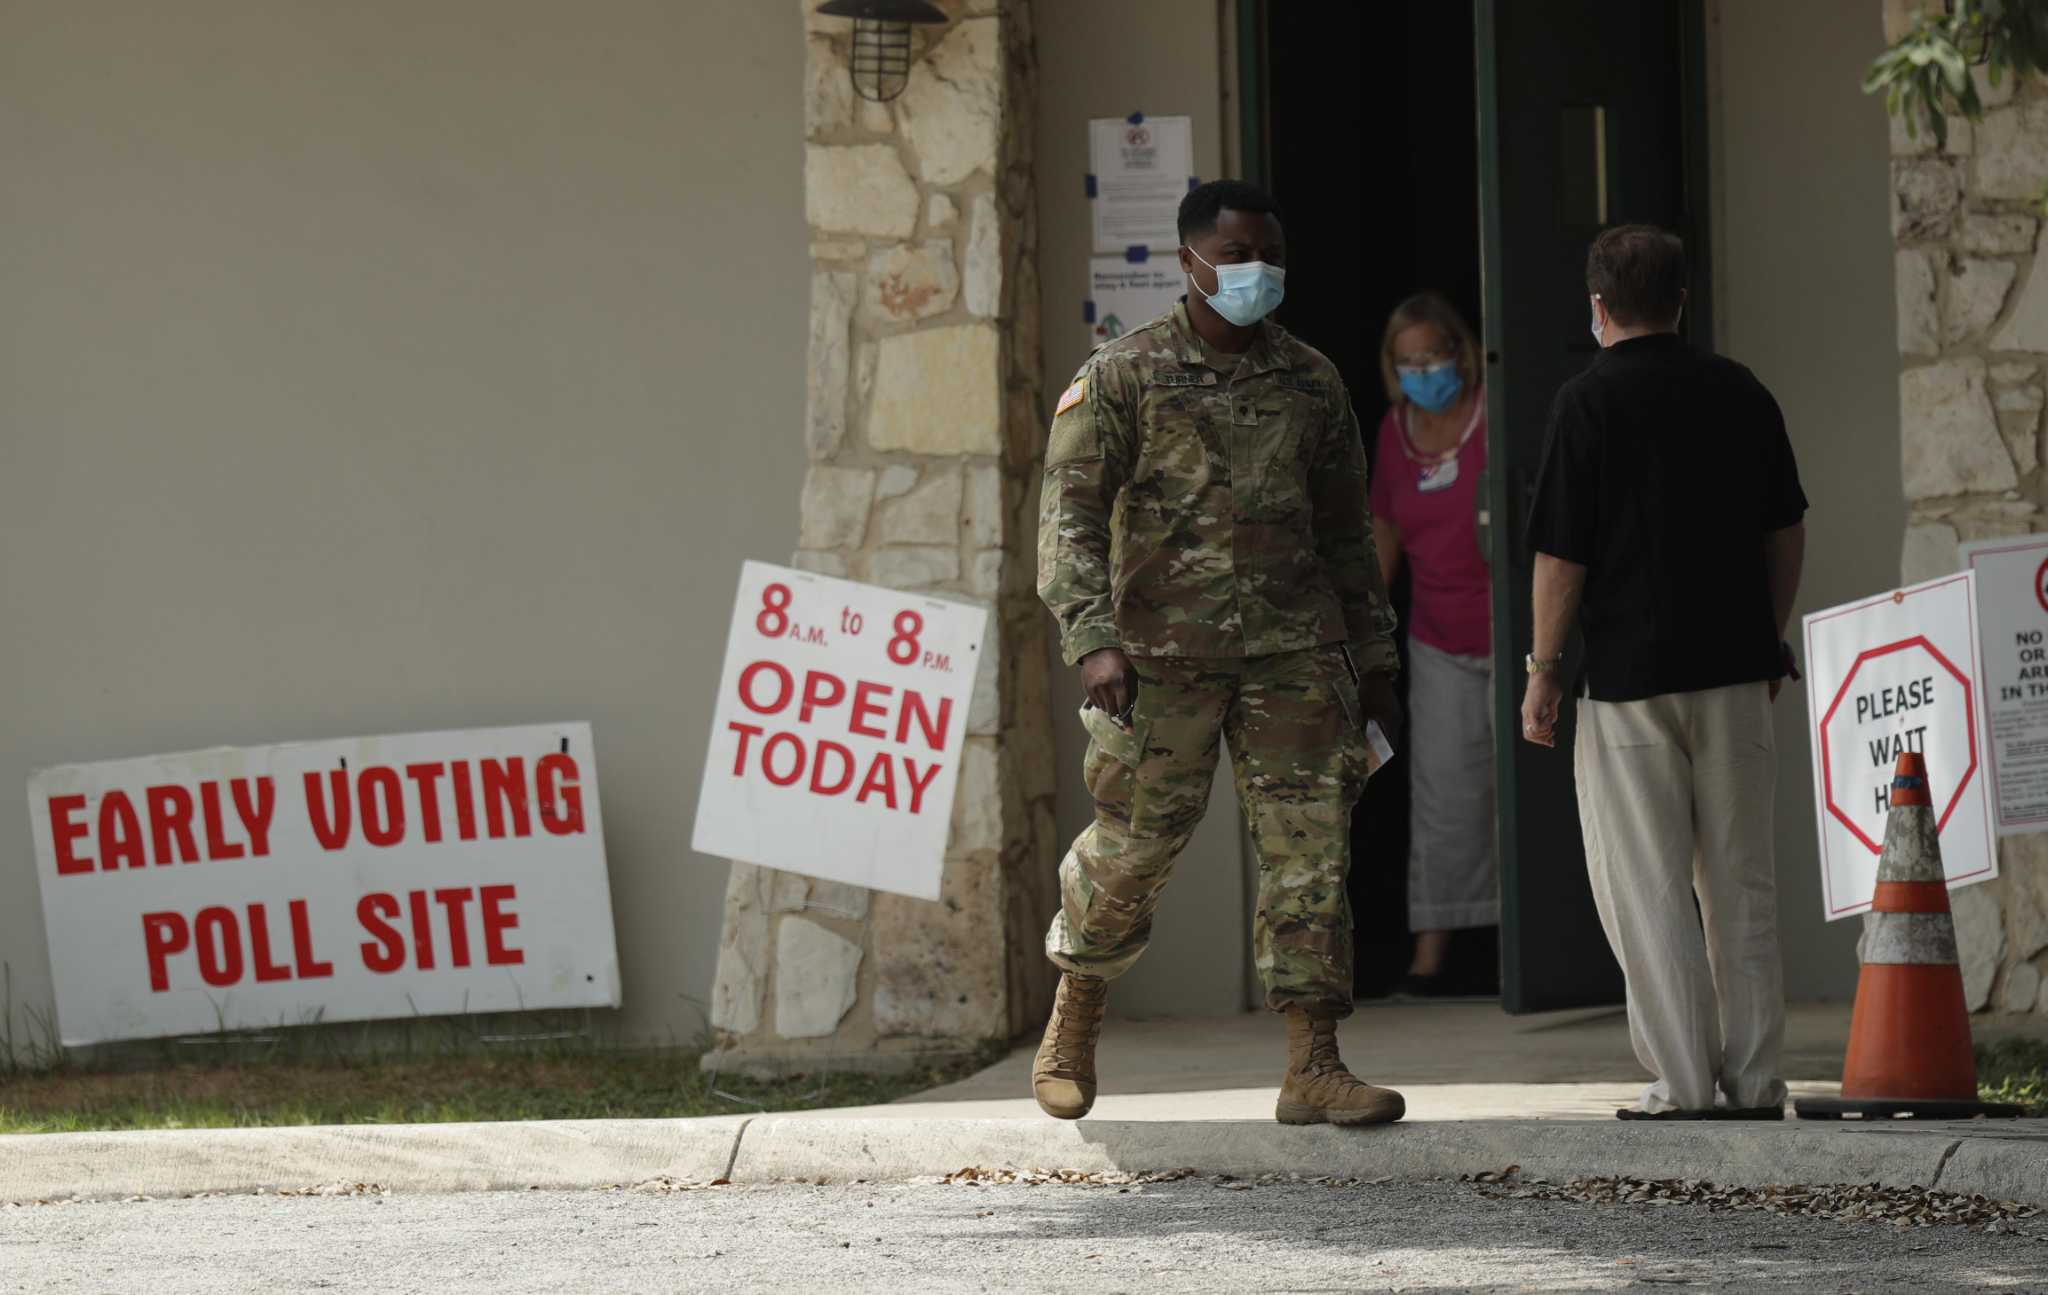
[1080,702,1152,805]
[1319,648,1363,730]
[1315,647,1371,787]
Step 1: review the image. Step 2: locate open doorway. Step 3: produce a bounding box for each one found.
[1242,0,1713,1009]
[1256,0,1486,1000]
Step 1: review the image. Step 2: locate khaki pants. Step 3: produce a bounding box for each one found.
[1575,682,1787,1112]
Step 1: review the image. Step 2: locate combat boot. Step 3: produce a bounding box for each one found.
[1031,972,1108,1119]
[1275,1006,1405,1126]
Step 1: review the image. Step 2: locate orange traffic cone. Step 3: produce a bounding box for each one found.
[1796,753,2018,1120]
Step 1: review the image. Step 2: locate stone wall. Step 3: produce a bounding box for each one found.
[702,0,1058,1073]
[1890,57,2048,1016]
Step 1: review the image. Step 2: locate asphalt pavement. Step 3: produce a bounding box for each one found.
[5,1176,2047,1293]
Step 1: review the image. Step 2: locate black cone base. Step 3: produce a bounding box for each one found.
[1794,1095,2024,1121]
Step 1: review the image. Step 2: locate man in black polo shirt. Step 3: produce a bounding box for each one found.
[1520,225,1807,1121]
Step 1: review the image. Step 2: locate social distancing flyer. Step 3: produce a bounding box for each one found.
[1963,535,2048,835]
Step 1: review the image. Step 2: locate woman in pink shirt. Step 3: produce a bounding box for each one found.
[1370,294,1497,996]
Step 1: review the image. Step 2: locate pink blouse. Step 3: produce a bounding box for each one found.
[1369,396,1492,658]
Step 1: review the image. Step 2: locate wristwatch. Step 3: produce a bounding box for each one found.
[1525,652,1563,675]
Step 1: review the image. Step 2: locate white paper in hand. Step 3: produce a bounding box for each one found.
[1365,720,1396,777]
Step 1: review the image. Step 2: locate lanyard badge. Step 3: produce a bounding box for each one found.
[1417,456,1460,493]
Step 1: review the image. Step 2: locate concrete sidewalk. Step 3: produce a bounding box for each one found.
[801,1000,1859,1123]
[5,1003,2043,1206]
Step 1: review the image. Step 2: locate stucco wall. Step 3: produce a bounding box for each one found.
[1032,0,1247,1017]
[0,1,807,1048]
[1714,0,1906,997]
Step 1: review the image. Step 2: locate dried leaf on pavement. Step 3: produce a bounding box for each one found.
[1471,1174,2044,1233]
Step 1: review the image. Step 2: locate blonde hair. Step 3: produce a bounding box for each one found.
[1379,293,1482,406]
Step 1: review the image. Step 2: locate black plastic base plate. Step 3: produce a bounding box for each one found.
[1794,1096,2024,1121]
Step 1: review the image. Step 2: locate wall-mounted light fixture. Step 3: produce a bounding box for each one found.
[815,0,949,103]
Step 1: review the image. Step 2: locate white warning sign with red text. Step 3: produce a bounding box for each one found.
[1960,535,2048,834]
[1803,573,1997,920]
[692,561,988,902]
[27,723,619,1046]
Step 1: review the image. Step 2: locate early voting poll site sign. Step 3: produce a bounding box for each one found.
[1803,573,1997,920]
[27,723,619,1046]
[693,561,988,902]
[1962,534,2048,835]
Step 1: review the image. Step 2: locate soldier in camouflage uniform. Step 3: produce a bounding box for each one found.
[1032,180,1408,1127]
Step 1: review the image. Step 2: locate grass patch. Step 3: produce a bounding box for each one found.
[1978,1037,2048,1116]
[0,964,1004,1134]
[0,1047,1002,1135]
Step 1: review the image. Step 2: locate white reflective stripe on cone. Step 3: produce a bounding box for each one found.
[1860,910,1960,966]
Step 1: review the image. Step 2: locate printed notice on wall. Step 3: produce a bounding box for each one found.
[1087,258,1183,349]
[692,561,988,902]
[1802,573,1998,920]
[27,723,618,1046]
[1962,535,2048,834]
[1089,115,1193,255]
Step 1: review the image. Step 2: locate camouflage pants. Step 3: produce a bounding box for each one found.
[1044,646,1370,1015]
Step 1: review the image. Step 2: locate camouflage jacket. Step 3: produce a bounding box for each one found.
[1036,301,1400,673]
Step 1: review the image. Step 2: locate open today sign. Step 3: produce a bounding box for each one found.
[692,561,987,901]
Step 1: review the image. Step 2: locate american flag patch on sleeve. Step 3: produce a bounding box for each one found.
[1055,377,1086,416]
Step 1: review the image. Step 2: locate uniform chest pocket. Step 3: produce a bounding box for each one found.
[1134,387,1220,502]
[1243,386,1323,517]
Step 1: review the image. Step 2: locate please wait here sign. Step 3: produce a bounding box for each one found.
[27,723,620,1046]
[1803,573,1997,920]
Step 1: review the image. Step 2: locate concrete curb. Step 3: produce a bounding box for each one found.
[731,1117,2019,1193]
[4,1116,2043,1204]
[0,1117,746,1201]
[1933,1128,2048,1201]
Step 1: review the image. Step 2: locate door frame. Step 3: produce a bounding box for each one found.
[1478,0,1717,1012]
[1234,0,1270,188]
[1474,0,1521,1008]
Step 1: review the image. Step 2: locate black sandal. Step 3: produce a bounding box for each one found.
[1616,1104,1785,1121]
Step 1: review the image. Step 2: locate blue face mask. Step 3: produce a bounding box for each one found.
[1187,247,1285,326]
[1398,362,1463,414]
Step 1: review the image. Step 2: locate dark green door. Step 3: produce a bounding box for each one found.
[1477,0,1714,1012]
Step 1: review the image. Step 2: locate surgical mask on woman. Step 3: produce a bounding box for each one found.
[1398,362,1463,414]
[1186,248,1285,326]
